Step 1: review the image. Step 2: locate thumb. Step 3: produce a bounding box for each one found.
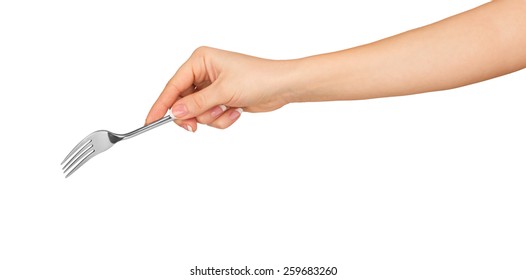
[170,84,224,119]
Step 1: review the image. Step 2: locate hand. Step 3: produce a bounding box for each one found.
[145,46,294,131]
[147,0,526,133]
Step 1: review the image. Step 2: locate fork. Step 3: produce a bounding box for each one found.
[61,111,175,178]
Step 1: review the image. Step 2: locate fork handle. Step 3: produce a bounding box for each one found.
[122,115,173,140]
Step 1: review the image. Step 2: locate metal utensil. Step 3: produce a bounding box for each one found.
[61,112,174,178]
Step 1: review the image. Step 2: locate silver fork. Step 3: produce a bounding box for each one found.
[61,113,174,178]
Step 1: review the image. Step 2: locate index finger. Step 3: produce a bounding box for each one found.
[145,60,195,124]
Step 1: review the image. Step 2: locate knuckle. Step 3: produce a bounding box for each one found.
[192,46,210,57]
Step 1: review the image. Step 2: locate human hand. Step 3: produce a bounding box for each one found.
[145,47,295,131]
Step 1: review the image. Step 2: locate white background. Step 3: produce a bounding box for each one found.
[1,0,525,279]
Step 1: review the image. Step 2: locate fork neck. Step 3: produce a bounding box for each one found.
[121,115,173,140]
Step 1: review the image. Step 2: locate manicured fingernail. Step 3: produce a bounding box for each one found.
[229,108,243,121]
[185,125,194,133]
[172,104,188,118]
[168,108,176,119]
[210,105,227,118]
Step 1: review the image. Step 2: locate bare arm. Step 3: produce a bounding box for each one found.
[146,0,526,131]
[290,0,526,102]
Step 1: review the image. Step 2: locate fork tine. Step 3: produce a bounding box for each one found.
[65,150,96,178]
[61,136,92,165]
[62,141,93,171]
[63,146,94,174]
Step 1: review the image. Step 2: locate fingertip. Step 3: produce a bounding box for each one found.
[168,108,176,119]
[175,118,197,133]
[175,85,223,119]
[208,108,243,129]
[176,123,193,132]
[187,118,198,133]
[171,103,189,119]
[229,107,243,121]
[209,104,228,119]
[146,105,169,125]
[144,115,155,126]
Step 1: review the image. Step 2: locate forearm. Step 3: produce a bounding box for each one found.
[287,0,526,103]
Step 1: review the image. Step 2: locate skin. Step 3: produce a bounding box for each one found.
[146,0,526,132]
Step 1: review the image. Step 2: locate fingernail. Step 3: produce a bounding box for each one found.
[229,108,243,121]
[168,108,176,119]
[210,105,227,118]
[172,104,188,118]
[185,125,194,133]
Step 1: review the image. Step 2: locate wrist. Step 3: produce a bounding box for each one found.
[280,59,306,104]
[266,59,303,106]
[280,53,346,104]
